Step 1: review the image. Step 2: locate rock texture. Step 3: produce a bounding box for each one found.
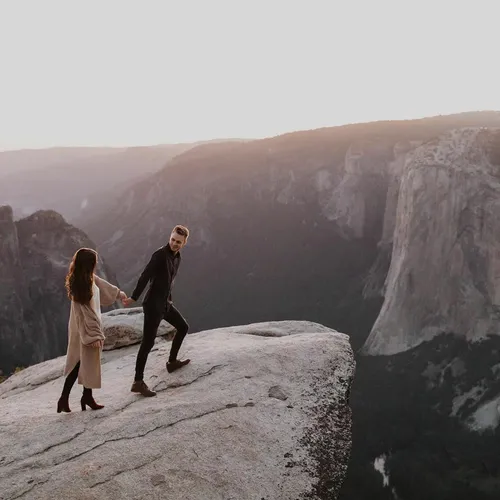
[363,128,500,355]
[0,206,119,376]
[0,320,354,500]
[101,307,175,350]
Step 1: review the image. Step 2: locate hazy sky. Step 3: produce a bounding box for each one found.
[1,0,499,151]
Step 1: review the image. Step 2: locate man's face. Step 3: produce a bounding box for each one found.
[169,231,186,253]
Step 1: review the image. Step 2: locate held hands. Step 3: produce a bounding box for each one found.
[89,340,103,348]
[122,296,135,307]
[119,291,134,307]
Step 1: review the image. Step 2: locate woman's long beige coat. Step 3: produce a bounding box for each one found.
[63,274,121,389]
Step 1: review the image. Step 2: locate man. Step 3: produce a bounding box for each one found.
[123,225,191,397]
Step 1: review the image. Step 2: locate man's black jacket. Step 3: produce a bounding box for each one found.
[130,245,181,314]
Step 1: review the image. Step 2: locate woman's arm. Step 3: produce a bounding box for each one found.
[94,274,122,306]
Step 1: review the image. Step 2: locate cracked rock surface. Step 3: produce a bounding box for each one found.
[0,320,354,500]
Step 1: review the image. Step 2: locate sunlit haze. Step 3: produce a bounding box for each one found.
[1,0,499,151]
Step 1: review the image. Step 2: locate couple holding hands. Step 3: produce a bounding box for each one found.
[57,225,191,413]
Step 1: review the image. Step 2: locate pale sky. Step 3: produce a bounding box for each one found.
[1,0,499,151]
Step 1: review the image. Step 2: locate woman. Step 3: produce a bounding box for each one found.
[57,247,126,413]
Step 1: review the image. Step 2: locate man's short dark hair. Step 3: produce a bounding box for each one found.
[173,225,189,239]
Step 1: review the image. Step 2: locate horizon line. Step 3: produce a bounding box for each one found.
[2,109,499,154]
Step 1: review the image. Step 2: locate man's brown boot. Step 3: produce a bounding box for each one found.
[131,380,156,397]
[166,359,191,373]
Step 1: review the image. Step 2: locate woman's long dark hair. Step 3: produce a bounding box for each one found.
[65,248,98,304]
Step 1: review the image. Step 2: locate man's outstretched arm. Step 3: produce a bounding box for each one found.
[128,250,161,302]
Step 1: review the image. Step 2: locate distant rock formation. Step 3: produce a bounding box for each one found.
[363,128,500,355]
[320,141,392,239]
[0,320,354,500]
[0,141,250,222]
[362,139,423,298]
[0,206,119,376]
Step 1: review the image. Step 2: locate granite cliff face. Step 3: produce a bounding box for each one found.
[338,128,500,500]
[363,128,500,355]
[362,139,423,298]
[319,141,391,239]
[0,205,118,376]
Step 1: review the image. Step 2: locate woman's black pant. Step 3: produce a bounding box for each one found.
[61,361,92,397]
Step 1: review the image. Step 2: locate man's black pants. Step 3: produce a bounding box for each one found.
[134,303,189,382]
